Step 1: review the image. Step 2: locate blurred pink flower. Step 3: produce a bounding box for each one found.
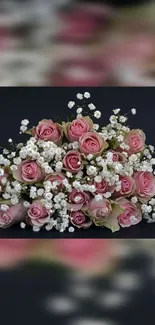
[0,239,34,269]
[49,239,117,275]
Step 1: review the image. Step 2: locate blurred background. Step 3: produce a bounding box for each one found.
[1,0,155,86]
[0,239,155,325]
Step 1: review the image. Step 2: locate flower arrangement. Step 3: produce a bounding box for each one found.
[0,91,155,232]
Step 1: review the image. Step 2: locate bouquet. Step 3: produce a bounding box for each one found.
[0,91,155,233]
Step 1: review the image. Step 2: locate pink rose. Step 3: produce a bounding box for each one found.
[110,150,120,162]
[134,171,155,201]
[70,211,92,229]
[0,202,27,228]
[50,239,116,275]
[63,150,82,173]
[114,176,135,197]
[64,116,93,142]
[93,180,109,194]
[32,119,63,145]
[124,129,146,155]
[116,198,142,228]
[28,200,51,227]
[79,132,108,156]
[87,198,112,226]
[13,160,44,183]
[67,189,91,211]
[0,239,34,269]
[45,172,65,191]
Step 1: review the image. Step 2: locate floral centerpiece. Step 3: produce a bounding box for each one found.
[0,92,155,232]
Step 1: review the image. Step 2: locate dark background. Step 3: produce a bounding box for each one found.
[0,87,155,238]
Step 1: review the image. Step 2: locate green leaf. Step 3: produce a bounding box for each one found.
[102,202,124,233]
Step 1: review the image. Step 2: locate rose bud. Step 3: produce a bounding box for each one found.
[93,180,109,195]
[70,211,92,229]
[45,172,65,191]
[0,202,28,228]
[114,176,136,197]
[13,160,44,183]
[67,189,91,211]
[28,200,51,227]
[124,129,146,155]
[134,171,155,201]
[63,116,93,142]
[87,198,112,226]
[63,150,83,174]
[31,119,63,145]
[116,198,142,228]
[79,132,108,156]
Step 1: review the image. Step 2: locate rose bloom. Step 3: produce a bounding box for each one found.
[114,176,135,197]
[28,200,51,227]
[45,172,65,191]
[116,198,142,228]
[70,211,92,229]
[124,129,146,155]
[0,202,27,228]
[110,150,120,162]
[13,160,44,183]
[45,239,118,275]
[63,150,82,173]
[79,132,108,156]
[68,189,91,211]
[32,119,63,145]
[93,180,109,194]
[63,116,93,142]
[134,171,155,201]
[0,239,34,269]
[87,198,112,226]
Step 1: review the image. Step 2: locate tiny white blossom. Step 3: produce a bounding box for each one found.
[33,226,40,232]
[76,93,83,100]
[21,119,29,126]
[20,222,26,229]
[76,107,83,114]
[113,108,120,115]
[103,192,111,198]
[0,169,4,176]
[119,116,127,123]
[94,175,102,183]
[20,125,27,133]
[87,154,94,161]
[0,204,9,212]
[37,188,44,196]
[149,145,154,152]
[84,92,91,98]
[88,103,96,110]
[93,124,99,131]
[68,101,75,109]
[68,226,75,232]
[131,108,136,115]
[94,110,101,119]
[95,194,103,201]
[66,171,73,178]
[117,135,124,142]
[23,201,30,208]
[11,195,19,205]
[131,196,138,204]
[8,138,12,143]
